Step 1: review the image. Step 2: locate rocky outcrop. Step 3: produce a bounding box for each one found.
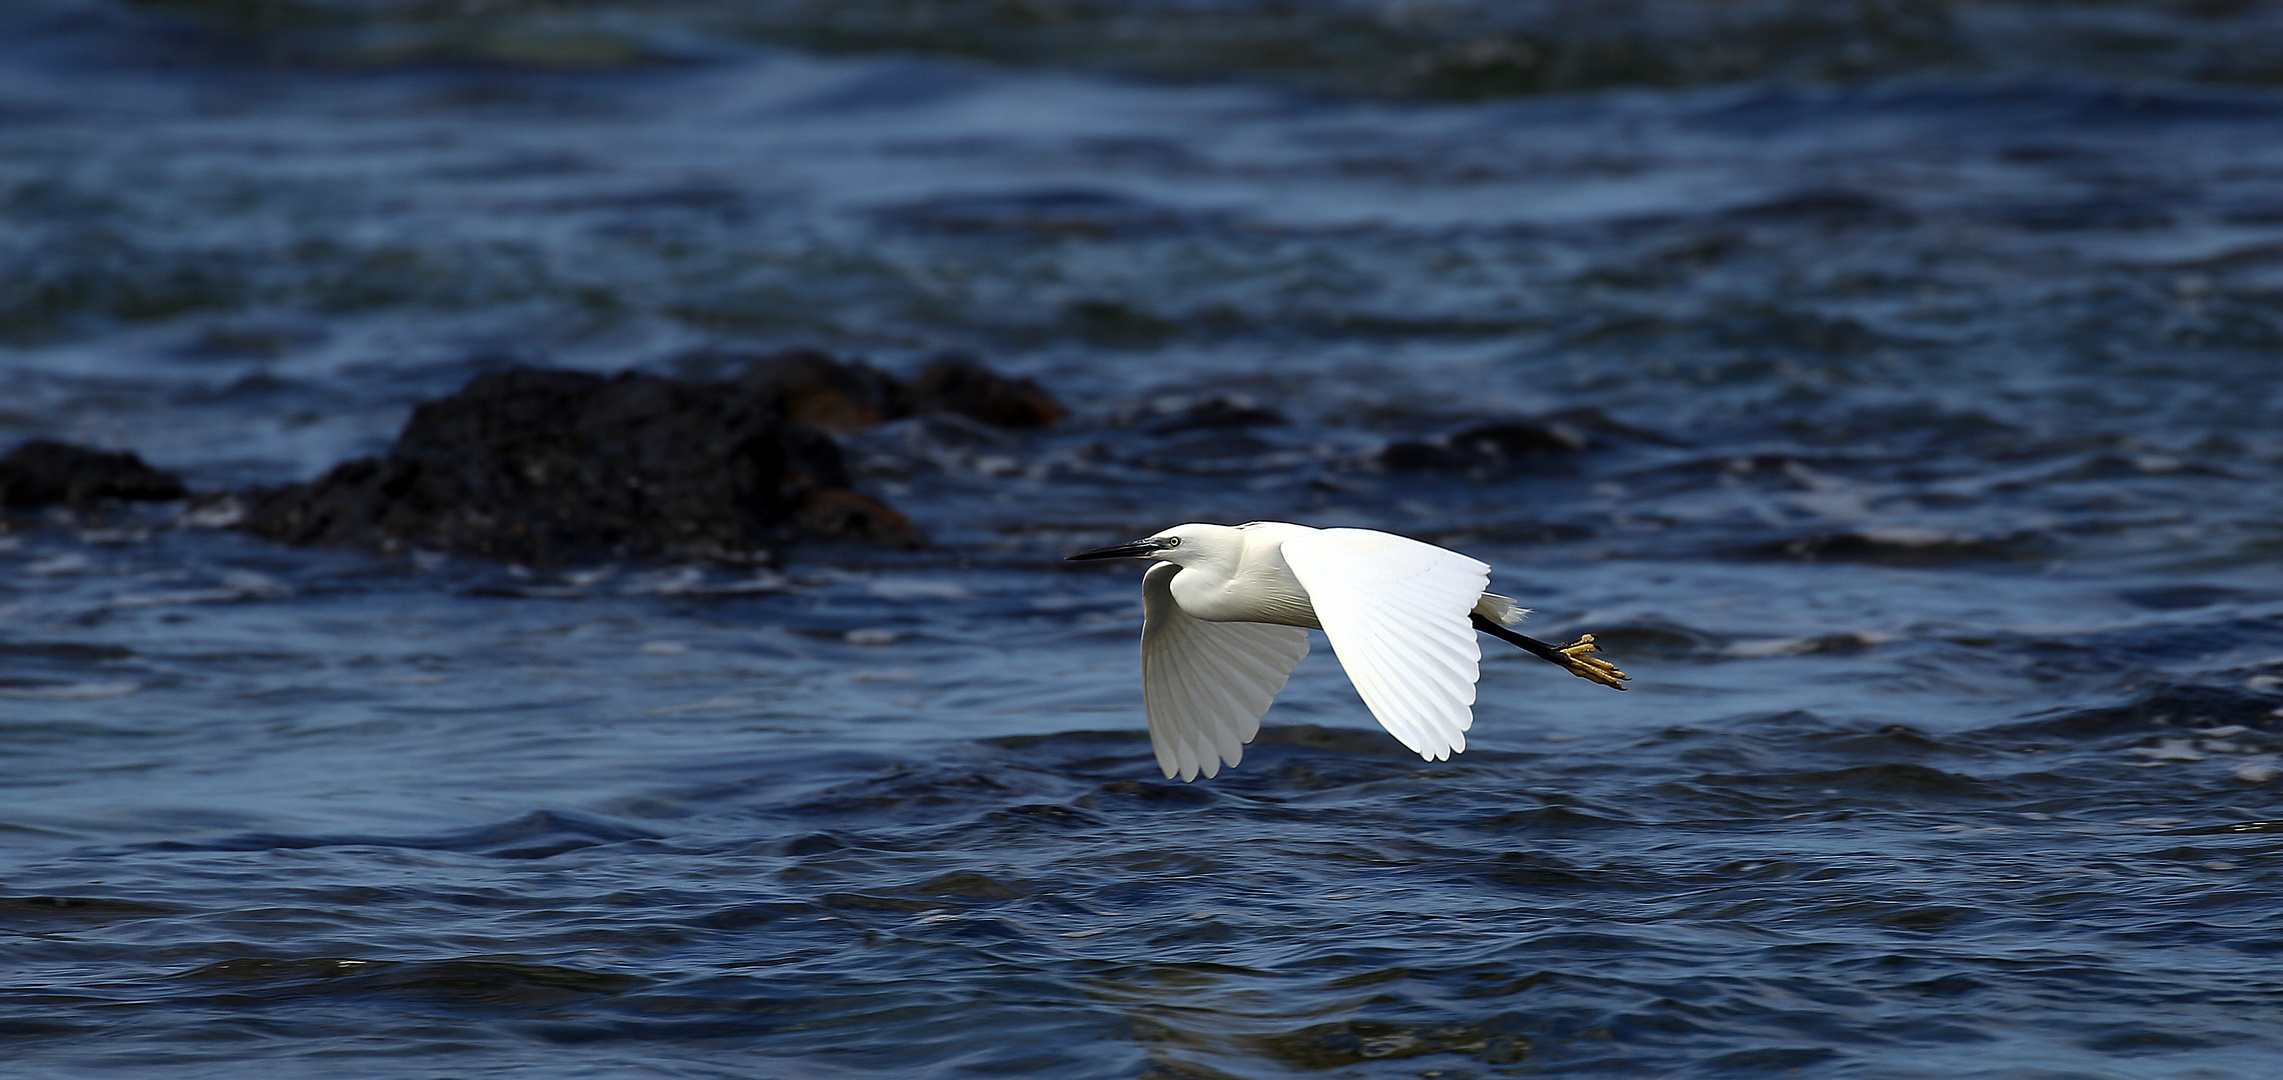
[238,363,936,565]
[0,439,186,510]
[734,348,909,433]
[724,348,1066,433]
[8,350,1062,564]
[1374,408,1672,476]
[233,351,1064,565]
[904,353,1066,429]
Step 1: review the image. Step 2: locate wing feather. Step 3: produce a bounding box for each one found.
[1140,562,1312,781]
[1281,528,1489,762]
[1343,582,1475,706]
[1358,598,1479,687]
[1162,664,1215,776]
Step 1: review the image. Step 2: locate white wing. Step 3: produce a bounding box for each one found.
[1141,562,1312,781]
[1281,528,1488,762]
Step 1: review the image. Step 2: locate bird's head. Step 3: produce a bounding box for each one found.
[1065,522,1240,569]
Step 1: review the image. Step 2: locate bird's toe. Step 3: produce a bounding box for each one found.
[1558,634,1630,690]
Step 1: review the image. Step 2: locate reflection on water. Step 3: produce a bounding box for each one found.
[4,1,2283,1077]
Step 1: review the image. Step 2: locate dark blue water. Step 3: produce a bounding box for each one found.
[6,2,2283,1077]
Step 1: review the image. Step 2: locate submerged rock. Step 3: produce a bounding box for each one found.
[905,353,1066,429]
[5,350,1057,562]
[239,363,926,565]
[725,348,1066,432]
[734,348,909,433]
[1375,408,1673,476]
[1378,418,1590,475]
[1141,396,1287,435]
[0,439,187,511]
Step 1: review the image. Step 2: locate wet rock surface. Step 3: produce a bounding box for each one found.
[0,439,186,511]
[236,358,986,564]
[7,350,1063,563]
[731,348,908,433]
[722,348,1067,433]
[1377,418,1591,475]
[903,354,1066,430]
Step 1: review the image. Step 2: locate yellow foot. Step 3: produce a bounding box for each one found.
[1559,634,1629,690]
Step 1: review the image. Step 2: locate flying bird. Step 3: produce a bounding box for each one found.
[1067,521,1627,781]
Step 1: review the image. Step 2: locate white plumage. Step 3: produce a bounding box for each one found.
[1069,521,1625,781]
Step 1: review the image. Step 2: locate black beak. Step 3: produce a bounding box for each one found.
[1065,538,1164,561]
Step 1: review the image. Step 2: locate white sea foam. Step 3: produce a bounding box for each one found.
[0,681,140,701]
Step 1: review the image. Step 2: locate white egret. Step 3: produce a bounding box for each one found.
[1067,521,1627,781]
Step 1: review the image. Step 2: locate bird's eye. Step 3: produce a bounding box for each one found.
[1161,536,1179,548]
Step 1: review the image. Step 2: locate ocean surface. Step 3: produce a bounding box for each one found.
[5,2,2283,1077]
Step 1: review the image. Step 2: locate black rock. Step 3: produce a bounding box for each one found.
[692,347,1065,432]
[733,348,909,433]
[0,439,187,510]
[1145,397,1287,435]
[1378,418,1588,475]
[908,353,1066,429]
[1374,407,1673,476]
[239,365,922,565]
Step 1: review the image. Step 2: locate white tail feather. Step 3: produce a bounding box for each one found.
[1473,592,1529,626]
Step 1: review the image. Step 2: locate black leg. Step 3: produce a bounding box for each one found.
[1471,613,1630,690]
[1470,612,1569,665]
